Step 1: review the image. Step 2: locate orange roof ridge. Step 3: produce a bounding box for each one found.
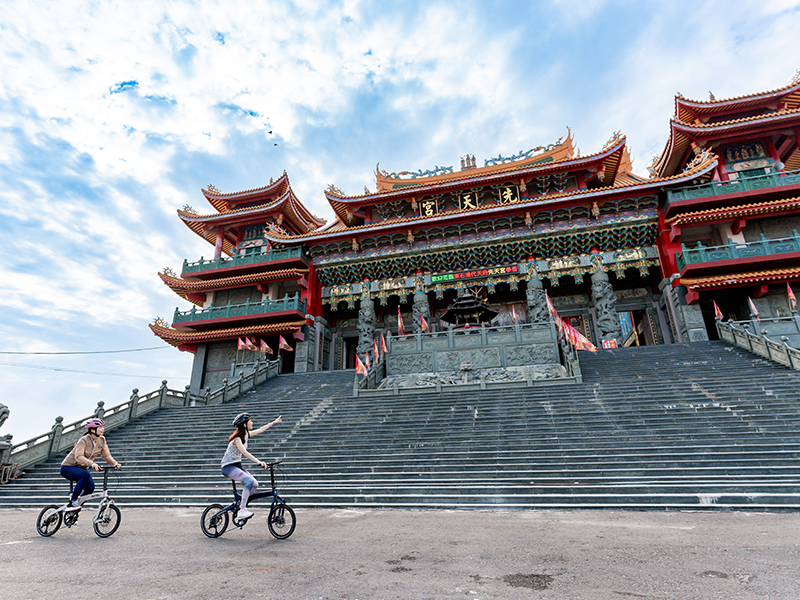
[666,196,800,225]
[261,152,717,244]
[674,76,800,108]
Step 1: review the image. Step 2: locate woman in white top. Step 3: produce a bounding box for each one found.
[221,412,282,520]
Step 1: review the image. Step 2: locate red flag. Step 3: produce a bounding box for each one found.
[545,292,564,339]
[747,297,760,322]
[713,300,723,320]
[278,335,293,351]
[397,307,405,336]
[512,304,518,323]
[373,339,379,363]
[260,340,273,355]
[381,333,389,354]
[245,337,257,351]
[365,351,370,370]
[355,354,368,377]
[420,314,429,332]
[788,283,797,312]
[237,337,246,351]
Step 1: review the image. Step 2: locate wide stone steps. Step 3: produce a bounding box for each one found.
[3,341,800,509]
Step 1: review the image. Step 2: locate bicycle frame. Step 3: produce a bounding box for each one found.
[213,463,283,524]
[65,467,117,524]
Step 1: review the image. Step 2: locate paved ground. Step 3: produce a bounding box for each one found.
[1,507,799,599]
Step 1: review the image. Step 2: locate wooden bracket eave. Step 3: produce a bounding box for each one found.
[177,343,199,353]
[669,223,680,243]
[731,218,747,235]
[752,284,769,298]
[684,288,700,304]
[186,292,207,305]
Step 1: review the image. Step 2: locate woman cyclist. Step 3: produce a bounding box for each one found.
[221,412,282,520]
[60,418,121,510]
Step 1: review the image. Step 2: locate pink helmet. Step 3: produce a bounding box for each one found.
[85,418,105,429]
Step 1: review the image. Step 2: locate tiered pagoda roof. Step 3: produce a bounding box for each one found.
[260,144,718,245]
[159,269,310,305]
[652,75,800,178]
[178,174,326,254]
[149,320,307,350]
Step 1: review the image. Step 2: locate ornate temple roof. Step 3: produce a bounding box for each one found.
[673,75,800,123]
[652,75,800,178]
[373,130,575,193]
[665,197,800,228]
[201,172,291,212]
[159,269,310,305]
[323,134,632,226]
[149,320,307,349]
[259,149,717,245]
[680,265,800,291]
[179,184,326,253]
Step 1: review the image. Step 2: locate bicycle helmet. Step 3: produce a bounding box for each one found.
[232,413,252,427]
[85,418,105,429]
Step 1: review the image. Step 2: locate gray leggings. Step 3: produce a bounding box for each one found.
[221,464,259,508]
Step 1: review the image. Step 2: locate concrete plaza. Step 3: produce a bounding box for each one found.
[0,507,798,599]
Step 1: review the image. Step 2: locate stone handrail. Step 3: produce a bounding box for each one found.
[716,318,800,370]
[173,294,306,324]
[4,358,281,473]
[353,355,387,395]
[666,168,800,204]
[676,231,800,271]
[182,246,307,274]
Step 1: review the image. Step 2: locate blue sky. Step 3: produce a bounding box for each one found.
[2,0,800,443]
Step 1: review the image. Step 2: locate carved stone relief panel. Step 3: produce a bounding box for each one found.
[387,353,434,376]
[506,343,558,366]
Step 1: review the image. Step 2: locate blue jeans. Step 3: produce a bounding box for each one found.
[60,465,95,503]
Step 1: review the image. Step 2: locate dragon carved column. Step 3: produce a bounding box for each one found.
[357,285,376,358]
[591,266,622,344]
[411,277,431,334]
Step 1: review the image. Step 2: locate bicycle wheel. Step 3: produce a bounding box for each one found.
[267,503,296,539]
[201,504,229,538]
[93,503,121,538]
[36,505,62,537]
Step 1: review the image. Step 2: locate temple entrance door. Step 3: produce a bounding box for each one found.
[619,309,658,346]
[343,337,357,369]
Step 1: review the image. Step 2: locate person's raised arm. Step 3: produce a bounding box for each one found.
[250,416,282,437]
[232,437,266,468]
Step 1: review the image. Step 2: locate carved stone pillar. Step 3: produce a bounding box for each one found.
[591,268,622,343]
[357,289,376,357]
[411,290,431,334]
[525,278,549,322]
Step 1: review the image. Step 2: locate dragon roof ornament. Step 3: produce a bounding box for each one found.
[602,131,624,151]
[484,136,564,167]
[182,204,197,214]
[683,147,715,172]
[379,164,455,180]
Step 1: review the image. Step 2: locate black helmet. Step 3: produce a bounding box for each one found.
[232,413,252,427]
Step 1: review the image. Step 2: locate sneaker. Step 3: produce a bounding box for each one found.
[64,501,81,512]
[236,508,253,520]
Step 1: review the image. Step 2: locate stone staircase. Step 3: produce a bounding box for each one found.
[3,342,800,510]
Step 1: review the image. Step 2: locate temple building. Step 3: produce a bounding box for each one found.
[151,75,800,390]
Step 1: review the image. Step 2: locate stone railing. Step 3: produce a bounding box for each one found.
[4,358,281,473]
[716,318,800,370]
[666,168,800,205]
[182,246,307,274]
[354,320,580,395]
[173,293,306,324]
[353,355,387,395]
[676,231,800,271]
